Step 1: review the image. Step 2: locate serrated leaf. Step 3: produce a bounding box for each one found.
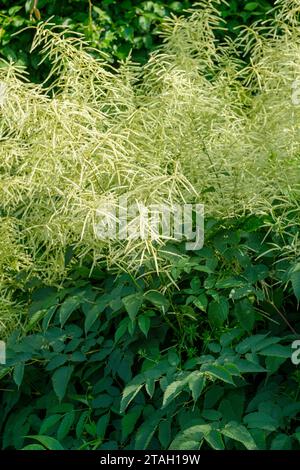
[76,411,90,439]
[120,374,144,413]
[134,411,163,450]
[13,362,24,387]
[236,334,268,354]
[291,270,300,302]
[84,301,105,334]
[221,421,257,450]
[202,363,234,384]
[59,296,81,327]
[158,420,171,449]
[208,298,229,327]
[96,412,110,439]
[138,315,151,337]
[123,294,143,323]
[169,424,211,450]
[204,430,224,450]
[220,328,243,346]
[188,372,205,402]
[114,317,129,343]
[162,380,186,408]
[57,411,75,441]
[46,355,68,371]
[193,293,208,312]
[258,344,291,358]
[271,433,292,450]
[92,394,113,408]
[234,298,255,332]
[40,414,62,434]
[243,412,278,431]
[145,378,155,398]
[144,291,169,310]
[233,358,266,373]
[121,405,143,442]
[51,366,74,402]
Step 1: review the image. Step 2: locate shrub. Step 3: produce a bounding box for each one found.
[0,0,300,332]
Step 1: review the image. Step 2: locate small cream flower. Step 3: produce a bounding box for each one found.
[0,82,6,106]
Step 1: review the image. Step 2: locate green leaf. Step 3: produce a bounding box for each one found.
[169,424,211,450]
[25,435,64,450]
[167,349,180,366]
[233,358,266,373]
[138,315,151,337]
[234,298,255,332]
[96,412,110,439]
[51,366,74,401]
[59,296,81,327]
[204,385,224,408]
[244,264,268,283]
[57,411,75,441]
[291,269,300,302]
[265,356,286,374]
[221,421,257,450]
[193,293,208,312]
[76,411,90,439]
[220,328,243,346]
[134,411,163,450]
[204,430,224,450]
[46,355,68,371]
[144,291,169,310]
[236,334,268,354]
[202,363,234,385]
[208,298,229,327]
[22,444,46,450]
[215,277,244,289]
[40,414,62,434]
[123,294,143,323]
[243,412,278,431]
[202,409,222,421]
[121,405,143,442]
[13,362,25,387]
[258,344,291,358]
[92,394,113,408]
[120,374,144,413]
[271,433,292,450]
[114,317,129,343]
[188,372,205,402]
[84,302,105,334]
[245,2,259,11]
[158,420,171,449]
[162,380,186,408]
[251,336,281,352]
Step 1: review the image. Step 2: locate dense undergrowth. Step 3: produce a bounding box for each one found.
[0,215,300,450]
[0,0,300,451]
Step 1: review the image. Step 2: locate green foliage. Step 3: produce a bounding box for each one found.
[0,0,275,80]
[0,217,299,450]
